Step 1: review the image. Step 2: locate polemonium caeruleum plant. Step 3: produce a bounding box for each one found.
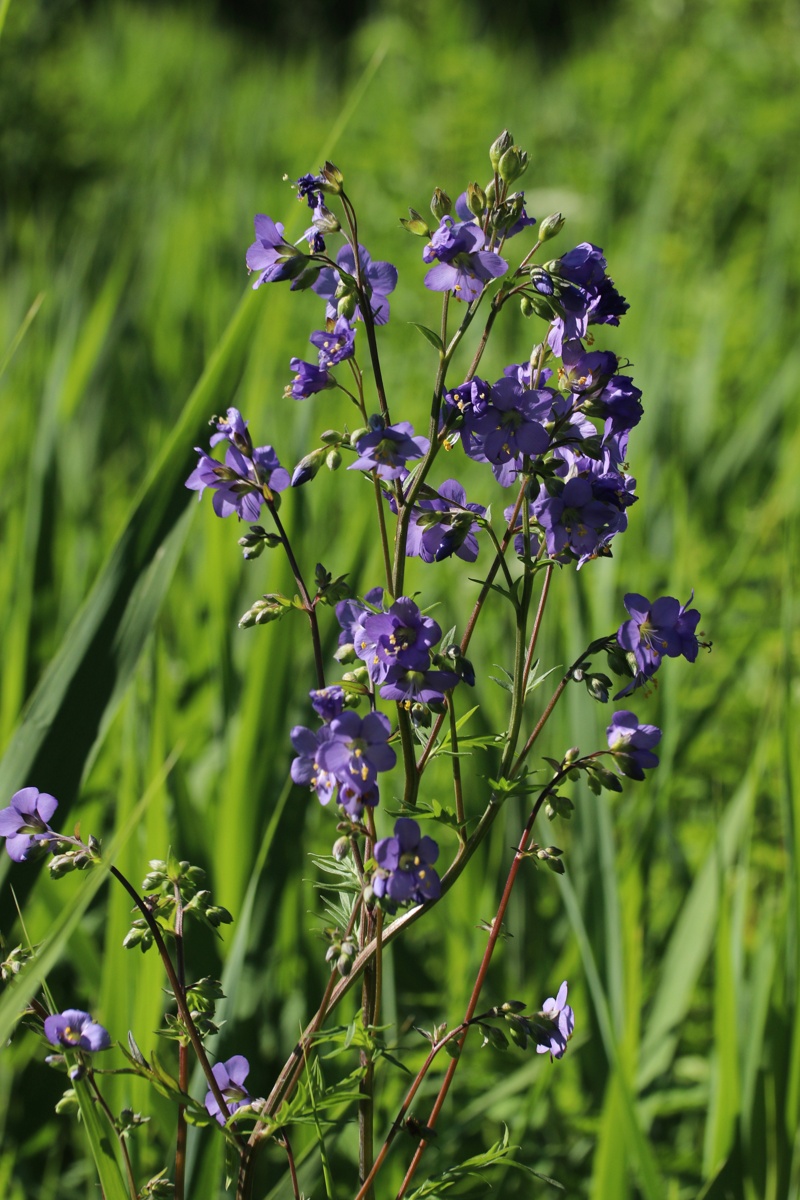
[1,132,708,1200]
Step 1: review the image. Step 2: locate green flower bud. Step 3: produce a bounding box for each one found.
[337,292,357,320]
[537,212,565,243]
[49,853,76,879]
[312,204,341,233]
[400,208,432,237]
[320,428,343,445]
[498,145,528,185]
[321,161,344,193]
[489,130,514,172]
[466,181,486,217]
[325,448,342,471]
[430,188,452,221]
[520,296,534,318]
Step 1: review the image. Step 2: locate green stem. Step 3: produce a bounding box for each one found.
[108,867,238,1140]
[267,500,326,689]
[173,884,188,1200]
[87,1068,139,1200]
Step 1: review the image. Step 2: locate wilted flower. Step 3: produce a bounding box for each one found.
[606,711,662,779]
[532,982,574,1059]
[44,1010,111,1052]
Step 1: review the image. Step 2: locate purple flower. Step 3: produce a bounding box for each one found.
[559,342,619,397]
[204,1056,251,1126]
[423,217,508,302]
[361,597,442,682]
[349,420,429,481]
[313,244,398,326]
[545,244,629,356]
[372,818,441,906]
[0,787,59,862]
[401,479,486,563]
[606,711,661,780]
[310,686,346,723]
[285,358,334,401]
[44,1010,111,1052]
[186,441,290,520]
[465,375,552,482]
[617,592,701,681]
[316,711,397,795]
[290,724,338,806]
[335,588,385,654]
[533,982,574,1059]
[533,455,637,566]
[210,407,252,452]
[246,214,307,287]
[379,665,460,707]
[308,317,356,368]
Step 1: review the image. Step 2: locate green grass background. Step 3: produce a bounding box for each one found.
[0,0,798,1195]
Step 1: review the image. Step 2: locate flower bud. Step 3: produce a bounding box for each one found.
[325,448,342,471]
[337,292,357,320]
[320,428,343,445]
[311,204,341,234]
[466,182,486,217]
[321,161,344,193]
[400,208,432,237]
[520,295,534,318]
[489,130,514,172]
[291,447,326,488]
[430,188,452,221]
[498,145,528,185]
[238,531,267,561]
[537,212,565,242]
[332,836,350,862]
[49,853,76,879]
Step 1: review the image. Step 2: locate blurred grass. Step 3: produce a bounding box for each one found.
[1,0,798,1195]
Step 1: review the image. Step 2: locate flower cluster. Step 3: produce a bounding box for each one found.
[338,593,462,708]
[291,687,396,817]
[186,407,290,520]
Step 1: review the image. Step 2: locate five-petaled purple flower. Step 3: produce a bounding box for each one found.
[0,787,59,862]
[422,217,508,302]
[371,818,441,906]
[349,419,429,481]
[606,711,662,780]
[316,711,397,795]
[615,592,701,695]
[313,244,398,326]
[400,479,486,563]
[533,982,574,1059]
[186,416,291,520]
[309,317,356,368]
[246,215,308,287]
[204,1055,251,1126]
[44,1010,111,1052]
[286,358,334,401]
[545,243,629,356]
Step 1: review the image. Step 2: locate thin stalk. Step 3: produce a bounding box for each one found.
[280,1131,301,1200]
[447,693,466,834]
[373,475,394,596]
[173,884,188,1200]
[267,499,325,689]
[87,1069,138,1200]
[416,478,528,775]
[521,563,553,696]
[340,191,390,421]
[108,867,237,1136]
[396,758,574,1198]
[353,1023,468,1200]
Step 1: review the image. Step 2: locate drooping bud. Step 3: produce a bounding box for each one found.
[320,161,344,194]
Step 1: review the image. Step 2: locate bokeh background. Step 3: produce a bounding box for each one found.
[1,0,798,1195]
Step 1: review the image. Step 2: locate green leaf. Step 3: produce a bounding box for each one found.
[72,1074,132,1200]
[407,322,444,352]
